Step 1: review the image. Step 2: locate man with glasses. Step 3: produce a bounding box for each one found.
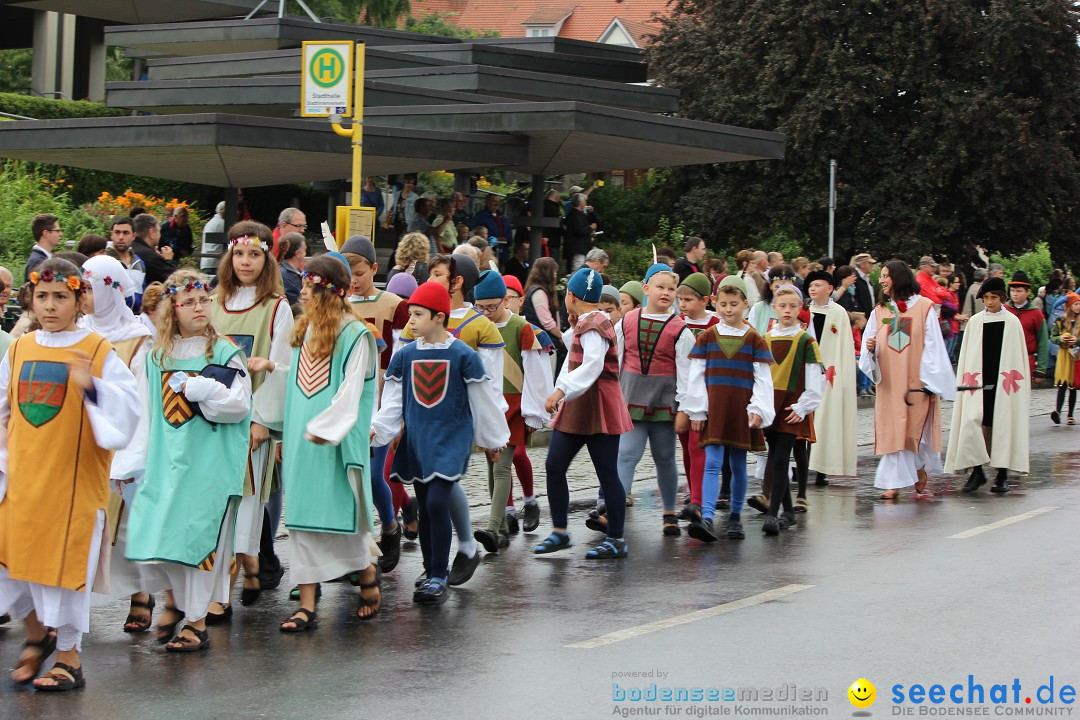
[274,207,307,256]
[24,213,62,282]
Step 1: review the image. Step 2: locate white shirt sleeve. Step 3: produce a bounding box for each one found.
[521,348,554,430]
[859,308,881,383]
[614,319,625,370]
[110,342,150,481]
[467,379,511,450]
[251,299,295,430]
[747,360,775,427]
[674,328,694,412]
[371,376,403,447]
[182,351,253,424]
[790,363,824,420]
[85,351,143,452]
[305,334,375,445]
[682,357,708,421]
[555,330,608,402]
[920,304,957,401]
[478,345,510,413]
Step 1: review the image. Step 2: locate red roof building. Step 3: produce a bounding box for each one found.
[409,0,668,47]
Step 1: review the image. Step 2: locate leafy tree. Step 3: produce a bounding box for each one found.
[403,13,500,38]
[646,0,1080,267]
[305,0,410,27]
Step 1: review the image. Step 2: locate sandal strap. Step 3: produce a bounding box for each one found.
[539,532,570,549]
[288,607,316,622]
[47,662,79,678]
[175,625,208,643]
[357,565,382,589]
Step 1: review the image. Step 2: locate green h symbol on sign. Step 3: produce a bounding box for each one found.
[310,49,344,88]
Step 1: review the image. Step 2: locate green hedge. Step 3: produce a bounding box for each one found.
[0,92,124,120]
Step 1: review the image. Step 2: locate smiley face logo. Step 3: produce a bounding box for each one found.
[848,678,876,708]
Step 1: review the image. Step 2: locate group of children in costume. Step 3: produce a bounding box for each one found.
[0,237,1038,690]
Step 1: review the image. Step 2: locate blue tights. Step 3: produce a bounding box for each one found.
[702,445,747,521]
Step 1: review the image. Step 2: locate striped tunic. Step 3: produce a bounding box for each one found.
[553,312,633,436]
[689,325,773,451]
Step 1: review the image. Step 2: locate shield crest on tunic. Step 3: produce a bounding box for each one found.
[887,317,913,353]
[161,372,195,428]
[228,334,254,359]
[297,344,331,398]
[18,361,67,427]
[769,338,793,365]
[412,359,449,409]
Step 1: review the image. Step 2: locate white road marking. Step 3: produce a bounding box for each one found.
[565,583,813,649]
[948,506,1059,539]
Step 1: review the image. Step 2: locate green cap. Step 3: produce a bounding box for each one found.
[679,272,712,298]
[619,280,644,306]
[718,274,748,299]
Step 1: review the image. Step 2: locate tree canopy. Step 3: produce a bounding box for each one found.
[646,0,1080,266]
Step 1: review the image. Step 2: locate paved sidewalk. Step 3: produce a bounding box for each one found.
[458,387,1062,507]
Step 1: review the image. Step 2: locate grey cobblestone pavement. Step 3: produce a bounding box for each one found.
[456,386,1063,507]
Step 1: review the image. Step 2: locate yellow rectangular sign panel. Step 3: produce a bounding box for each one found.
[335,206,377,244]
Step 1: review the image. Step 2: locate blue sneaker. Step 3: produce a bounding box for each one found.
[585,537,628,559]
[534,531,573,554]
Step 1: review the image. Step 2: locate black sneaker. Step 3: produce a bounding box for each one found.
[498,532,510,549]
[717,496,730,510]
[414,571,429,588]
[402,497,420,541]
[448,550,481,586]
[413,579,449,605]
[990,470,1009,494]
[377,524,402,573]
[505,512,520,535]
[686,518,718,543]
[762,516,780,536]
[257,560,285,591]
[520,501,541,532]
[778,511,797,529]
[473,528,500,554]
[962,466,986,494]
[814,473,829,487]
[726,517,745,540]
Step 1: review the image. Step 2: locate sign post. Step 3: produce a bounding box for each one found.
[303,41,374,242]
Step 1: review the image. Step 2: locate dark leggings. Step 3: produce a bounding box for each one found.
[720,452,732,499]
[792,440,810,499]
[413,479,455,581]
[546,430,624,537]
[1057,384,1077,418]
[764,430,796,517]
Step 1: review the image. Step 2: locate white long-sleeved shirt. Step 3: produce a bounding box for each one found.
[767,324,824,421]
[0,328,142,501]
[225,286,294,431]
[496,316,553,430]
[112,334,252,481]
[371,336,510,450]
[614,312,695,412]
[681,321,776,427]
[858,294,956,401]
[554,310,610,402]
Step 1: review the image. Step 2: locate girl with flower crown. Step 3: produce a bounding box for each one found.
[124,269,251,652]
[77,256,157,634]
[0,257,141,690]
[271,255,381,630]
[859,260,955,500]
[209,221,294,619]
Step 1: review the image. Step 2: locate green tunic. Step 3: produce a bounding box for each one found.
[126,339,250,569]
[283,320,377,534]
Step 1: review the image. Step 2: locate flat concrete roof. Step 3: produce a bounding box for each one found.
[9,0,263,24]
[0,114,528,186]
[144,47,457,81]
[115,65,675,115]
[104,17,458,57]
[106,78,514,117]
[365,101,785,175]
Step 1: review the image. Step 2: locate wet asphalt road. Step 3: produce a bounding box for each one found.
[2,416,1079,720]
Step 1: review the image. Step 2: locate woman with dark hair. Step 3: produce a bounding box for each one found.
[76,234,108,258]
[859,260,955,499]
[832,265,859,311]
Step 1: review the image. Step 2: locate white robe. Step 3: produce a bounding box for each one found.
[944,309,1030,474]
[808,301,858,476]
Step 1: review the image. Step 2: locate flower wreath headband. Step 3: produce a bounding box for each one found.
[229,235,270,252]
[82,268,124,293]
[164,280,209,297]
[302,271,346,297]
[29,268,82,292]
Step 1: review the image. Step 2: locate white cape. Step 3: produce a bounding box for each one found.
[945,311,1030,474]
[808,302,858,476]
